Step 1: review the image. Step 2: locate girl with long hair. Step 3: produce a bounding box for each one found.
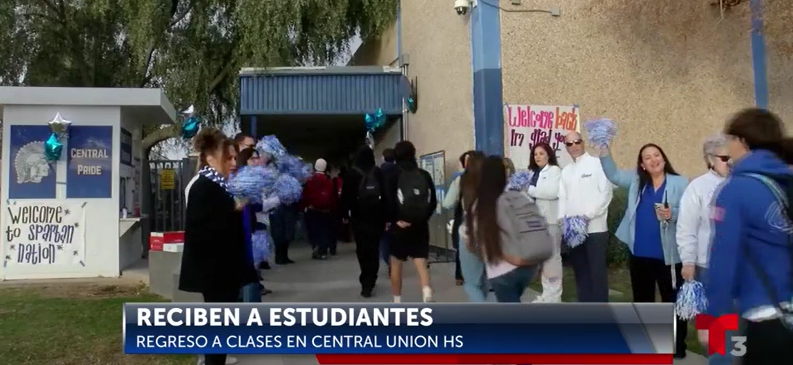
[704,108,793,364]
[456,152,488,301]
[526,143,563,303]
[600,142,689,358]
[181,128,256,365]
[466,156,539,302]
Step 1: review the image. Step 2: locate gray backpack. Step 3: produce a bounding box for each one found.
[498,191,553,264]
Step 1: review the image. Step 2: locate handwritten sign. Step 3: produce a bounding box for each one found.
[67,126,113,198]
[3,202,86,267]
[504,105,580,169]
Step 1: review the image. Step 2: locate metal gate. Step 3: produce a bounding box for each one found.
[148,159,193,232]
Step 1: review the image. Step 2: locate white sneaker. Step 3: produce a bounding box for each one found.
[422,286,434,303]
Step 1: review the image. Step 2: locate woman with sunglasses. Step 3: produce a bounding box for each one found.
[676,136,729,282]
[676,137,732,365]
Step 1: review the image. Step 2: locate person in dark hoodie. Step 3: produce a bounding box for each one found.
[386,141,438,303]
[705,108,793,364]
[341,145,389,297]
[379,148,398,273]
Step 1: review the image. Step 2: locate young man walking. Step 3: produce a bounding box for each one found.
[301,158,336,260]
[385,141,437,303]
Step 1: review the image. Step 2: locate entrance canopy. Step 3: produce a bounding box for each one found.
[239,66,405,163]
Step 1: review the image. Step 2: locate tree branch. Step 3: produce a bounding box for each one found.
[141,124,179,152]
[20,11,65,25]
[139,0,193,88]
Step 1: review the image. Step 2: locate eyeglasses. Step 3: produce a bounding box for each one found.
[565,139,583,147]
[714,155,730,162]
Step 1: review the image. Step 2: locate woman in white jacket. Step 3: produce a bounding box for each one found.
[526,143,563,303]
[676,135,730,283]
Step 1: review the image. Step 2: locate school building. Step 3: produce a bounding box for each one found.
[351,0,793,177]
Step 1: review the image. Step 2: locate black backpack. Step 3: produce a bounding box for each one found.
[353,167,382,213]
[397,168,432,222]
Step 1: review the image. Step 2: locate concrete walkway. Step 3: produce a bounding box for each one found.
[222,242,706,365]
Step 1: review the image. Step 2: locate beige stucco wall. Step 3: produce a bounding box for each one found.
[353,1,474,176]
[501,0,791,178]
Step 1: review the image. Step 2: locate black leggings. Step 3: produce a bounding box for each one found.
[202,287,240,365]
[742,319,793,364]
[628,255,687,353]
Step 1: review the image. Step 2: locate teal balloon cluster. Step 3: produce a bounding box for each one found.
[44,112,72,162]
[180,105,200,140]
[364,108,386,132]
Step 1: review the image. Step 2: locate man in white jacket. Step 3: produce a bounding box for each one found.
[558,132,613,302]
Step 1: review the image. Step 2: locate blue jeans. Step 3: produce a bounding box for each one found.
[241,282,262,302]
[458,245,488,302]
[696,267,735,365]
[489,265,538,302]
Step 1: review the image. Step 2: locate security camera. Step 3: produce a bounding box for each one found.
[454,0,471,15]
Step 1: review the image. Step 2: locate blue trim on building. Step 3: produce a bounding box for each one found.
[471,0,504,155]
[239,72,404,115]
[397,1,402,59]
[749,0,768,109]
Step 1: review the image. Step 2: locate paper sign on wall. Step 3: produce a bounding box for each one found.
[3,202,86,267]
[504,105,580,169]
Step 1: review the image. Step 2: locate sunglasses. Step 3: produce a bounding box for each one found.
[714,155,730,162]
[565,139,583,147]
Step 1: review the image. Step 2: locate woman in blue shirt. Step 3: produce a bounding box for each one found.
[600,143,690,359]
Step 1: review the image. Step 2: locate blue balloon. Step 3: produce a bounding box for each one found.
[375,108,386,125]
[365,113,376,131]
[182,116,200,139]
[45,133,63,162]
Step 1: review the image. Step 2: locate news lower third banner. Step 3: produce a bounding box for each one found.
[124,303,676,364]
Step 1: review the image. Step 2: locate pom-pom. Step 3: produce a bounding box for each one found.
[562,215,589,248]
[229,166,277,202]
[251,230,272,265]
[584,118,617,148]
[675,281,708,320]
[256,135,287,159]
[506,170,534,192]
[271,174,302,205]
[275,154,312,183]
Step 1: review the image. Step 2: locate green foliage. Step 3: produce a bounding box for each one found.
[606,187,630,268]
[0,0,398,150]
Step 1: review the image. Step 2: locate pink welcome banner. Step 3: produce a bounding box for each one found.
[503,104,580,169]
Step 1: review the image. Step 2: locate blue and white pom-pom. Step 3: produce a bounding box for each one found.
[506,170,534,192]
[584,118,617,147]
[271,174,303,205]
[251,231,272,265]
[675,280,708,320]
[562,215,589,248]
[276,154,312,183]
[229,166,277,202]
[256,135,287,159]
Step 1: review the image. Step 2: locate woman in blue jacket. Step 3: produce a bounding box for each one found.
[600,143,689,358]
[706,108,793,364]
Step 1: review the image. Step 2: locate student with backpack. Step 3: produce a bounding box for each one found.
[301,158,336,260]
[341,146,389,298]
[464,155,553,303]
[705,108,793,364]
[386,141,438,303]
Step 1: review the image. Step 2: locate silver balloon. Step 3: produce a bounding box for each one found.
[181,105,195,117]
[365,131,375,149]
[48,113,72,136]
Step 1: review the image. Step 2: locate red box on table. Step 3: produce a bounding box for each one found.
[149,231,185,252]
